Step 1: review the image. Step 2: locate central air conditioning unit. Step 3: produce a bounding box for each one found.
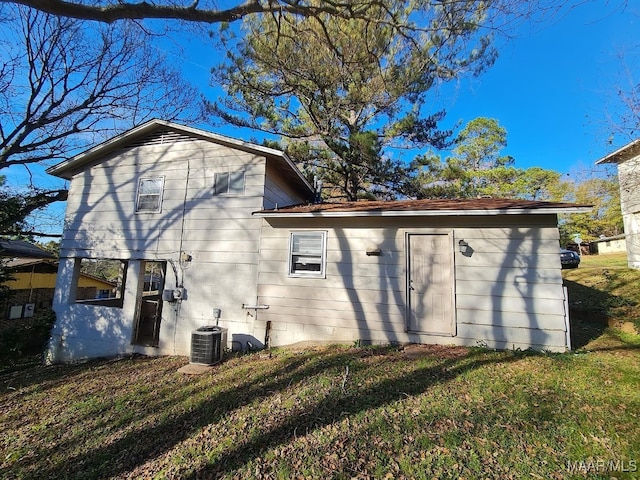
[190,326,228,365]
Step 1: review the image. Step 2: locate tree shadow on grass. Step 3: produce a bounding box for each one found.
[0,355,167,399]
[564,278,639,350]
[10,348,367,478]
[11,346,528,479]
[181,347,521,479]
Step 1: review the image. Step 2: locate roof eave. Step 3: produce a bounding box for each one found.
[595,138,640,164]
[254,206,593,218]
[46,119,166,179]
[46,120,313,194]
[275,152,314,195]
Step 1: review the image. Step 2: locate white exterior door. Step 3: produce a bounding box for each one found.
[407,233,455,335]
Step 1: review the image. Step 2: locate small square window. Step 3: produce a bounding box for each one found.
[289,231,327,277]
[214,171,245,195]
[136,176,164,213]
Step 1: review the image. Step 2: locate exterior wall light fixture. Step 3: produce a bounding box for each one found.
[458,239,470,255]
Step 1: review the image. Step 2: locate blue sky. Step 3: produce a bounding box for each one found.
[179,0,638,175]
[432,0,638,175]
[5,1,638,235]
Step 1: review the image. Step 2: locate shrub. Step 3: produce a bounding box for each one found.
[0,308,56,359]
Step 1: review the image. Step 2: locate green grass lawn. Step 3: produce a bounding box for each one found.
[563,253,640,345]
[2,344,639,479]
[575,252,630,269]
[0,254,638,479]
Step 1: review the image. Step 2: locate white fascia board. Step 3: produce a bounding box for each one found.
[595,138,640,164]
[46,120,162,177]
[255,206,593,218]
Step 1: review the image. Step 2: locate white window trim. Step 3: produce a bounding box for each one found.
[135,176,165,213]
[288,231,327,278]
[214,171,245,195]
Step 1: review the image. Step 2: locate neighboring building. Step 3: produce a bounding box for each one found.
[589,234,627,255]
[1,240,56,321]
[1,255,116,321]
[44,120,590,363]
[0,239,56,259]
[596,139,640,269]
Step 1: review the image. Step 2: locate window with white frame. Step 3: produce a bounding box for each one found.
[289,231,327,277]
[214,171,245,195]
[135,176,164,213]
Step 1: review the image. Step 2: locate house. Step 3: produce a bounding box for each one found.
[44,120,590,363]
[596,139,640,269]
[589,234,627,255]
[1,242,116,322]
[1,239,57,321]
[1,258,116,320]
[0,238,56,259]
[254,199,589,352]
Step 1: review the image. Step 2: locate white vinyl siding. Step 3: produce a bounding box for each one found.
[54,137,274,361]
[135,176,164,213]
[289,231,326,277]
[262,160,310,209]
[617,158,640,268]
[257,215,569,352]
[214,171,245,195]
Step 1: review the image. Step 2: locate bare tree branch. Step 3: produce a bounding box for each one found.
[0,186,68,235]
[1,0,375,24]
[0,5,201,235]
[0,6,201,170]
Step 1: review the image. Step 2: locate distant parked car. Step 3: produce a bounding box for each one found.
[560,249,580,269]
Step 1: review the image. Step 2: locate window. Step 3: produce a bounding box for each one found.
[214,171,245,195]
[75,259,127,308]
[289,231,327,277]
[136,176,164,213]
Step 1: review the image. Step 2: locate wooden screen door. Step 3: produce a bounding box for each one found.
[407,234,455,335]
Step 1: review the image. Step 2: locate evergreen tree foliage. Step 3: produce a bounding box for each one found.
[406,118,567,200]
[210,1,497,200]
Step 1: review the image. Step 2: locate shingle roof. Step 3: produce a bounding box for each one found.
[2,258,115,286]
[256,198,591,217]
[0,239,55,258]
[3,258,57,268]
